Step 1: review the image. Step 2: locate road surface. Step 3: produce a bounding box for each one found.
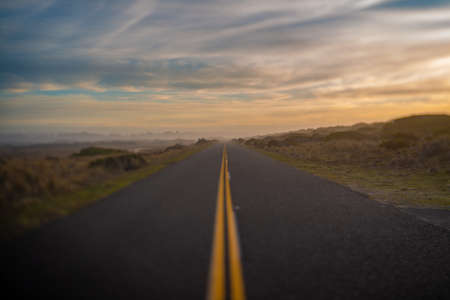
[3,143,450,299]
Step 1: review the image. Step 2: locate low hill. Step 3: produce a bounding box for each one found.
[242,114,449,148]
[236,114,450,207]
[382,114,450,137]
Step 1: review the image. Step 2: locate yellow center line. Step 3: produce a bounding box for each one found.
[207,145,247,300]
[224,147,247,300]
[206,149,226,300]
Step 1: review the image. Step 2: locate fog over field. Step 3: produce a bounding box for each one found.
[0,131,204,146]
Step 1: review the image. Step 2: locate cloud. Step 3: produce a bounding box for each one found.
[372,0,450,10]
[2,88,449,137]
[0,0,388,92]
[1,0,449,135]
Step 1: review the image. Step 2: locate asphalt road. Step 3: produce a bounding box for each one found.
[3,143,450,299]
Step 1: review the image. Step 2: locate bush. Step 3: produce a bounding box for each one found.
[89,154,147,171]
[380,133,418,150]
[382,114,450,137]
[0,158,74,204]
[279,134,313,146]
[163,144,186,152]
[420,138,450,159]
[267,140,282,147]
[245,138,260,146]
[433,127,450,138]
[325,131,368,141]
[380,139,411,150]
[72,147,124,157]
[195,138,209,145]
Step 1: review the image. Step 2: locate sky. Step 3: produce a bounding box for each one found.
[1,0,450,137]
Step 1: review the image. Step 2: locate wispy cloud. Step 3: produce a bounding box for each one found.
[1,0,449,135]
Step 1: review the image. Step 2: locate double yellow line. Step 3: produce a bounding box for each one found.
[206,145,246,300]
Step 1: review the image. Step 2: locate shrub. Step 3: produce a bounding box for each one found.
[0,158,77,204]
[325,131,368,141]
[280,134,312,146]
[267,140,282,147]
[382,114,450,137]
[380,133,418,150]
[195,138,209,145]
[72,147,124,157]
[163,144,186,152]
[433,127,450,138]
[420,138,450,159]
[380,139,411,150]
[89,154,147,171]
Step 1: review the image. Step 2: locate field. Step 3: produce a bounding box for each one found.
[236,115,450,208]
[0,139,214,239]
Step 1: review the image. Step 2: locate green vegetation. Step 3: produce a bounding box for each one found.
[237,114,450,208]
[163,144,186,152]
[89,154,147,171]
[0,141,214,240]
[382,114,450,137]
[379,133,418,150]
[72,146,124,157]
[325,131,369,141]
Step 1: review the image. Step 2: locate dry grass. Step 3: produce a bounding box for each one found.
[237,114,450,208]
[0,140,214,239]
[0,156,108,205]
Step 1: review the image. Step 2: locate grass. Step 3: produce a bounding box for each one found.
[89,153,147,170]
[253,147,450,208]
[0,143,212,240]
[72,146,124,157]
[238,114,450,209]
